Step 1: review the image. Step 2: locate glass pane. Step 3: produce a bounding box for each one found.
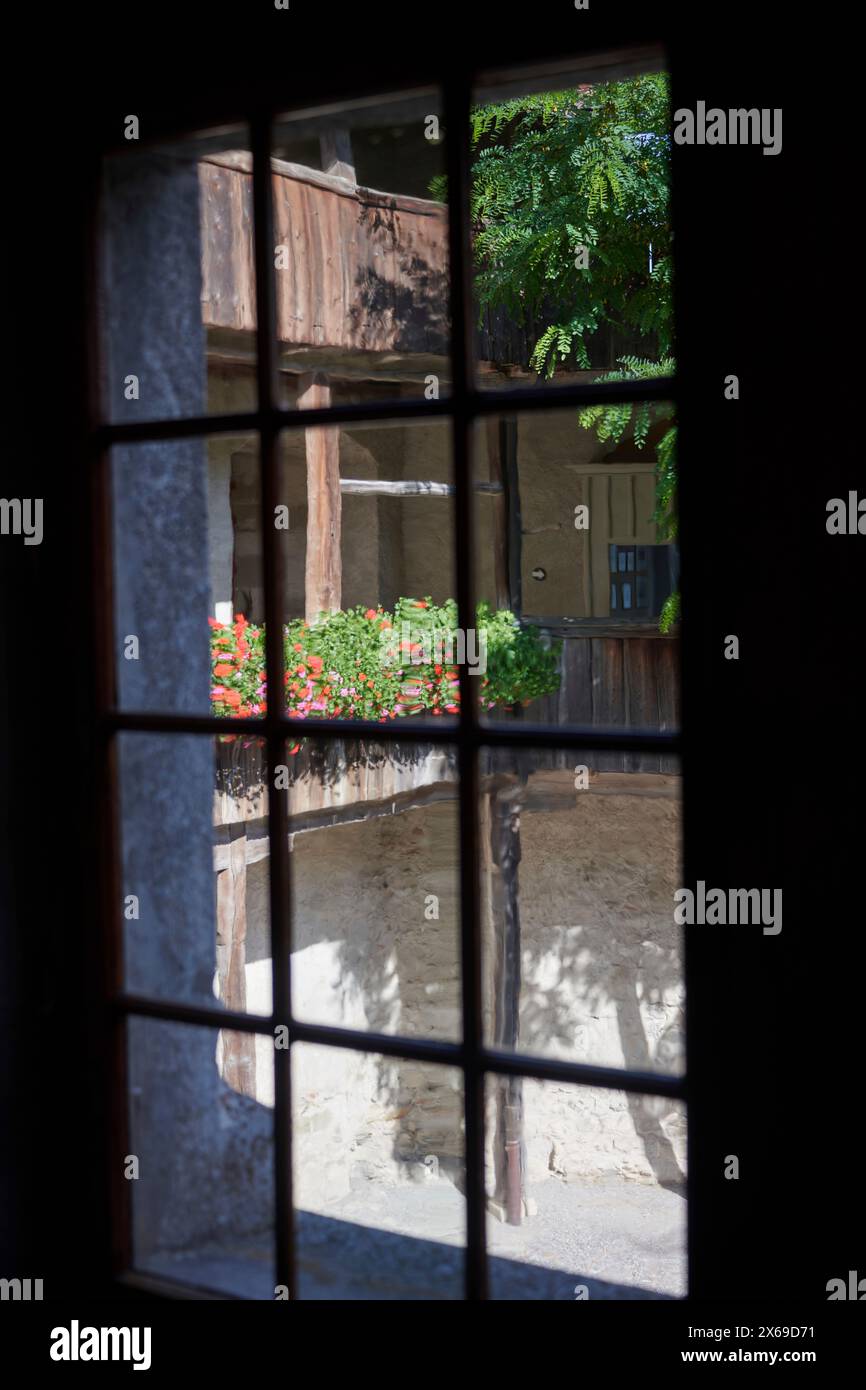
[471,68,671,392]
[111,434,264,717]
[127,1017,275,1298]
[472,405,679,731]
[119,732,271,1022]
[479,747,683,1073]
[284,739,460,1041]
[275,417,458,729]
[101,126,257,423]
[485,1076,686,1299]
[272,90,449,408]
[293,1044,464,1298]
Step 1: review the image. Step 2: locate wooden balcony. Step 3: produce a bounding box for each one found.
[199,153,449,376]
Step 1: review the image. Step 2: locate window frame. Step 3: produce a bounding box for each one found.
[91,49,685,1302]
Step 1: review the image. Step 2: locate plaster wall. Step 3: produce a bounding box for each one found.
[235,784,684,1210]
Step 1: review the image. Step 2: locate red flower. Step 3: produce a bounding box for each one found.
[365,608,377,619]
[213,663,233,677]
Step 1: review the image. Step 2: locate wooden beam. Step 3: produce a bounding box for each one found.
[299,371,342,624]
[482,777,529,1225]
[486,418,510,610]
[215,824,257,1098]
[213,779,460,869]
[501,418,522,617]
[565,461,656,475]
[338,478,502,496]
[201,150,444,215]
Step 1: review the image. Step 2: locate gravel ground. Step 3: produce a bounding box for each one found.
[142,1175,686,1300]
[315,1174,686,1300]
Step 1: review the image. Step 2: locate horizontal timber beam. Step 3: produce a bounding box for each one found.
[339,478,502,496]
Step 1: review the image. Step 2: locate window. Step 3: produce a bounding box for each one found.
[609,543,678,618]
[94,46,683,1300]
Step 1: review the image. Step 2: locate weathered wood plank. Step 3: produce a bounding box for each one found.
[214,740,460,827]
[202,150,444,214]
[654,639,681,774]
[486,417,510,611]
[299,372,342,622]
[338,478,501,496]
[216,824,257,1097]
[623,639,661,773]
[198,158,448,356]
[591,637,626,771]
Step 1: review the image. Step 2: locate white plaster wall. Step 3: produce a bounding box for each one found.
[206,446,235,618]
[223,783,685,1205]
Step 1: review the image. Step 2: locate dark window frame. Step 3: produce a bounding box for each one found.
[91,49,684,1302]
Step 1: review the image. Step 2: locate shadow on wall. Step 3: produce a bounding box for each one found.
[210,737,684,1204]
[351,211,450,355]
[290,800,465,1198]
[282,766,685,1198]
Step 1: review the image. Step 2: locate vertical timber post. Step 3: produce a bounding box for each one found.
[216,822,257,1098]
[486,417,510,611]
[298,371,342,624]
[483,771,528,1225]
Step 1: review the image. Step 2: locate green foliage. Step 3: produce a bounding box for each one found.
[458,73,680,631]
[658,590,681,635]
[463,73,672,375]
[472,601,563,708]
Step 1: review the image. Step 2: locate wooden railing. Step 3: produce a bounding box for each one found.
[199,154,449,362]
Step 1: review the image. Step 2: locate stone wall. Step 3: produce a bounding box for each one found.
[104,151,273,1277]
